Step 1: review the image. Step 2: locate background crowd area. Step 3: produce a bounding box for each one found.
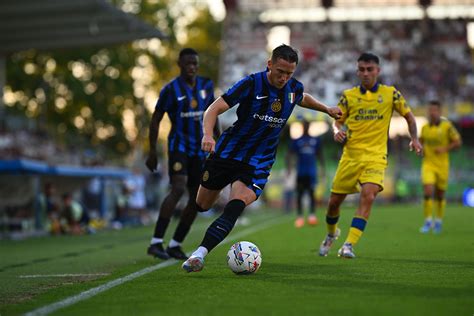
[1,1,474,239]
[220,18,474,110]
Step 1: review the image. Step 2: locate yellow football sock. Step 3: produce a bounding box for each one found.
[346,228,363,245]
[326,215,339,236]
[345,216,367,245]
[436,199,446,220]
[423,198,433,220]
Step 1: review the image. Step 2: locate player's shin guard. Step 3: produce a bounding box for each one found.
[200,199,246,252]
[423,197,433,220]
[436,198,446,220]
[345,216,367,245]
[326,214,340,236]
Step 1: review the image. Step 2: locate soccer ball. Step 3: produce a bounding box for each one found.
[227,241,262,274]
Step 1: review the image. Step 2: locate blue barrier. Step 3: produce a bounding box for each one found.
[0,159,130,178]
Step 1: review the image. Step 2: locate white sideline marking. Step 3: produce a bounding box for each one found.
[20,273,110,279]
[24,215,289,316]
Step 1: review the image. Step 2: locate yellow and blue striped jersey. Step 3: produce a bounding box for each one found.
[421,118,460,169]
[337,83,411,162]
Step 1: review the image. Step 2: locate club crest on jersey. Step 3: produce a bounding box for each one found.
[377,95,383,104]
[202,170,209,181]
[271,100,282,112]
[199,89,207,99]
[288,93,295,103]
[173,162,183,171]
[191,98,198,109]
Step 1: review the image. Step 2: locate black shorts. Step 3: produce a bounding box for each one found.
[296,175,316,191]
[168,151,205,188]
[200,154,270,198]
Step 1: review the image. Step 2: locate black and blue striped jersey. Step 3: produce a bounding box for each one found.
[290,135,321,178]
[216,70,304,169]
[155,76,214,157]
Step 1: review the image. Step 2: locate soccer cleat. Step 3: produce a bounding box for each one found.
[419,221,432,234]
[338,242,356,259]
[166,246,189,260]
[182,256,204,273]
[294,217,305,228]
[147,243,170,260]
[319,228,341,256]
[307,215,319,226]
[433,221,442,234]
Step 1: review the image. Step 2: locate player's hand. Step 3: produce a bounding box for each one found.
[434,147,447,154]
[201,135,215,153]
[409,139,423,156]
[327,106,342,120]
[145,152,158,172]
[334,130,346,143]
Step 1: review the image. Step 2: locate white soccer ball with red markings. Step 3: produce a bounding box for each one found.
[227,241,262,274]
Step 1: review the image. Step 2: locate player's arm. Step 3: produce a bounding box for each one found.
[435,138,462,154]
[207,81,222,139]
[213,118,222,139]
[332,120,347,143]
[332,93,348,143]
[202,97,230,153]
[436,125,462,154]
[447,138,462,151]
[403,112,423,156]
[299,93,342,119]
[146,108,165,172]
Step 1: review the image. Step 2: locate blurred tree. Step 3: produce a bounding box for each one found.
[184,7,222,86]
[4,0,221,163]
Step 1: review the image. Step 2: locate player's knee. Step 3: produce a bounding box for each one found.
[195,195,213,211]
[361,190,377,204]
[361,188,379,203]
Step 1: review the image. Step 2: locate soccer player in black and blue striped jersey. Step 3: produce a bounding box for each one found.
[182,44,342,272]
[146,48,217,260]
[287,118,325,228]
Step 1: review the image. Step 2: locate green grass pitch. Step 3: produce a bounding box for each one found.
[1,203,473,315]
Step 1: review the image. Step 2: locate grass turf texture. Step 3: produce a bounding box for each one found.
[1,204,473,315]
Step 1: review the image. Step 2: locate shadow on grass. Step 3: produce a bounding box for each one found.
[365,256,474,269]
[218,260,474,300]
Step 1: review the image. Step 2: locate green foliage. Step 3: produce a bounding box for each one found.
[5,0,221,161]
[184,8,222,82]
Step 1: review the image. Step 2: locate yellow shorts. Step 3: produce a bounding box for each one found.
[421,163,448,191]
[331,159,387,194]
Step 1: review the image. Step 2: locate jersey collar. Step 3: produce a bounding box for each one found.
[359,82,379,94]
[178,75,197,90]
